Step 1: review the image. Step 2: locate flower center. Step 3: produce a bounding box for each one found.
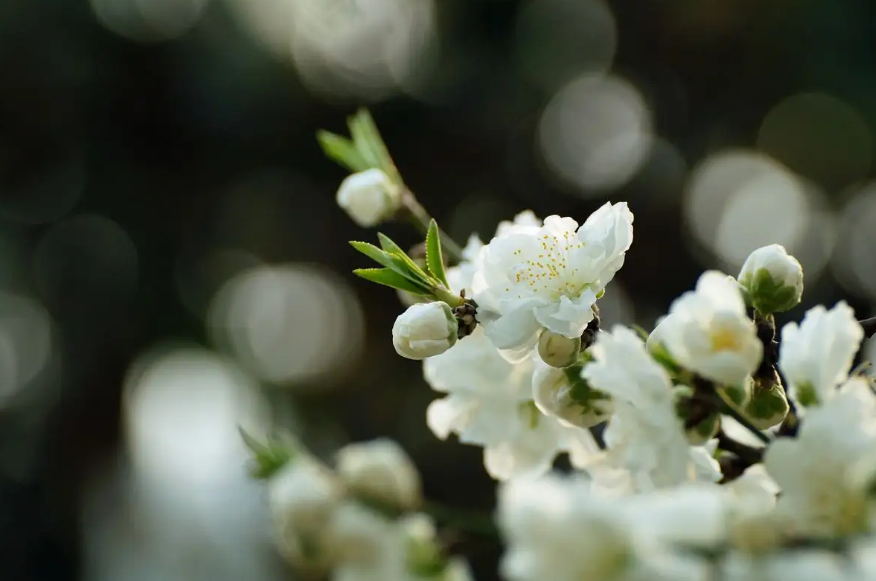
[508,233,586,299]
[709,326,741,353]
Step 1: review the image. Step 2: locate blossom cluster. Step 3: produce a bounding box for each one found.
[244,111,876,581]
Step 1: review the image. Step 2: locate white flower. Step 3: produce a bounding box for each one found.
[335,438,422,510]
[392,302,458,360]
[764,377,876,537]
[423,327,599,481]
[446,211,542,297]
[778,301,864,408]
[269,457,344,570]
[336,169,401,227]
[330,508,464,581]
[648,271,762,386]
[445,235,485,295]
[531,357,612,429]
[498,474,713,581]
[721,549,853,581]
[738,244,804,314]
[584,325,697,490]
[472,203,633,361]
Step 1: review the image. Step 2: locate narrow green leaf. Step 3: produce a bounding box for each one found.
[316,131,370,172]
[350,241,431,286]
[425,219,449,288]
[376,233,436,287]
[353,268,431,294]
[348,109,403,184]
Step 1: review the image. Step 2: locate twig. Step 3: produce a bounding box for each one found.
[400,188,465,264]
[859,316,876,339]
[422,500,499,538]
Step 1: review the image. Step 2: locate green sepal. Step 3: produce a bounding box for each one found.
[239,427,296,480]
[316,130,370,173]
[425,220,450,288]
[742,268,800,315]
[354,268,432,295]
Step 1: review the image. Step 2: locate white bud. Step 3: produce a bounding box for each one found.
[268,458,344,570]
[336,438,422,510]
[392,302,458,360]
[532,359,611,428]
[738,244,803,314]
[336,168,401,227]
[537,330,581,368]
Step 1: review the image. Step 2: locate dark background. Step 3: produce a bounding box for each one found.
[1,0,875,579]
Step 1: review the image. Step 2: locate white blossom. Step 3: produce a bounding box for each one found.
[584,325,698,490]
[269,457,345,570]
[764,377,876,537]
[498,473,713,581]
[738,244,804,314]
[531,357,612,429]
[392,302,458,360]
[335,438,422,510]
[472,203,633,361]
[423,327,599,480]
[778,301,865,408]
[648,271,762,386]
[336,169,401,227]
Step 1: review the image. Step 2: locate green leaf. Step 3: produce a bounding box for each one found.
[376,233,436,287]
[425,219,449,288]
[316,131,370,173]
[239,427,295,480]
[354,268,431,295]
[348,109,402,184]
[350,240,435,291]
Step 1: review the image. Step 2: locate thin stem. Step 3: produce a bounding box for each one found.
[860,316,876,339]
[715,393,772,445]
[422,500,499,538]
[716,430,764,465]
[401,188,465,264]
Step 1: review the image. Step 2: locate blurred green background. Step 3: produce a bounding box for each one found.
[1,0,876,579]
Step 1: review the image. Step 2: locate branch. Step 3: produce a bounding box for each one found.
[860,316,876,339]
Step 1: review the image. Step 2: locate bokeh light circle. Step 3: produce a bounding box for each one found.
[207,264,364,386]
[538,74,653,194]
[684,149,834,278]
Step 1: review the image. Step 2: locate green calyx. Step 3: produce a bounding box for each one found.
[740,268,802,315]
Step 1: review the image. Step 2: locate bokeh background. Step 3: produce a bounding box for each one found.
[2,0,876,579]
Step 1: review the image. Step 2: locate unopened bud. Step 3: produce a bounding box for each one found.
[335,438,422,511]
[685,412,720,446]
[268,457,343,571]
[743,371,789,429]
[392,302,458,360]
[738,244,803,315]
[532,359,612,428]
[538,330,581,368]
[336,168,401,227]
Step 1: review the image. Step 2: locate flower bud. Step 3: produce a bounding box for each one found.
[335,438,422,511]
[738,244,803,314]
[537,330,581,368]
[685,412,720,446]
[336,168,401,227]
[532,359,611,428]
[743,371,789,429]
[268,457,344,571]
[392,302,458,360]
